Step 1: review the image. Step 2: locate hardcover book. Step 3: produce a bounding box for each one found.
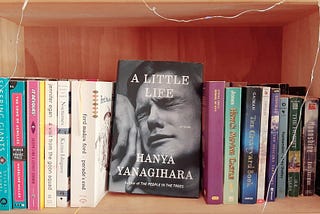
[277,96,289,198]
[0,78,12,210]
[265,87,280,201]
[27,80,40,210]
[256,87,270,203]
[301,98,319,196]
[45,80,58,207]
[202,81,229,204]
[287,96,304,197]
[56,80,71,207]
[9,80,27,209]
[223,87,242,204]
[71,80,113,207]
[109,60,203,198]
[239,86,262,204]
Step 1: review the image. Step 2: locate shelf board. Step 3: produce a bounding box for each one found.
[0,1,317,27]
[10,193,320,213]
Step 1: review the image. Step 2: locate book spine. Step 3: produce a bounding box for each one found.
[10,80,27,209]
[0,78,12,211]
[277,96,289,198]
[223,87,242,204]
[265,88,280,201]
[287,96,303,197]
[256,87,270,203]
[57,81,71,207]
[27,80,40,210]
[239,87,262,204]
[202,81,226,204]
[301,98,319,196]
[39,81,45,209]
[70,80,87,207]
[45,81,58,207]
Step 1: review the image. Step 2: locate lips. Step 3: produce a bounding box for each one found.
[148,134,174,148]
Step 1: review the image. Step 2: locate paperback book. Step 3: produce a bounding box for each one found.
[265,88,280,201]
[223,87,242,204]
[287,96,303,197]
[239,86,262,204]
[301,98,319,196]
[70,80,114,207]
[9,80,27,209]
[256,87,270,203]
[0,78,12,210]
[277,96,289,198]
[56,80,71,207]
[109,60,203,198]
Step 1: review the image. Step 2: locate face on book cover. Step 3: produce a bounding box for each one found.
[135,70,201,161]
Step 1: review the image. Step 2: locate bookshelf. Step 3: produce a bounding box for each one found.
[1,0,320,213]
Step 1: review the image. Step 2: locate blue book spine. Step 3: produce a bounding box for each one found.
[265,88,280,201]
[239,87,262,204]
[9,80,28,209]
[277,96,289,198]
[0,78,12,210]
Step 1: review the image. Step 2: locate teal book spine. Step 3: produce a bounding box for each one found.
[277,96,289,198]
[0,78,12,210]
[9,80,28,209]
[223,87,242,204]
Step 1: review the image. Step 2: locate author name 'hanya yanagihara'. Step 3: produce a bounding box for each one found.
[115,153,194,180]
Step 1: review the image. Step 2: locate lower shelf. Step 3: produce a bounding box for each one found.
[14,193,320,213]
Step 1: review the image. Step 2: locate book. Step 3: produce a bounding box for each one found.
[239,86,262,204]
[56,80,71,207]
[277,96,289,198]
[109,60,203,198]
[39,80,45,209]
[256,87,270,203]
[301,97,319,196]
[27,80,40,210]
[0,78,13,210]
[223,87,242,204]
[70,80,113,207]
[44,80,58,207]
[9,80,27,209]
[263,83,289,95]
[202,81,229,204]
[265,87,280,201]
[287,96,304,197]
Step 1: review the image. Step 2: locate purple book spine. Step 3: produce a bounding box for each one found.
[202,81,227,204]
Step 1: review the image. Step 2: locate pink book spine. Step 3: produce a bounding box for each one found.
[27,81,40,210]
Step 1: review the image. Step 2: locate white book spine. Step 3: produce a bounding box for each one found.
[45,81,58,207]
[257,87,271,203]
[71,81,113,207]
[56,81,71,207]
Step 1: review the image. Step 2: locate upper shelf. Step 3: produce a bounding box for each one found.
[0,0,318,27]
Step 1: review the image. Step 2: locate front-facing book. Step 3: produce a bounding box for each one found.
[109,60,203,198]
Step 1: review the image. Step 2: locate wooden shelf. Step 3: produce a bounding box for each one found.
[1,1,320,213]
[8,193,320,213]
[0,0,317,26]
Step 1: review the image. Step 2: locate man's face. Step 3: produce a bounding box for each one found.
[135,70,201,160]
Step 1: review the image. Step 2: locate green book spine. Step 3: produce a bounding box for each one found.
[223,87,242,204]
[287,96,303,197]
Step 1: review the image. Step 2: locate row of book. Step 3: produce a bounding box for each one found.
[203,81,319,204]
[1,59,320,210]
[0,77,114,210]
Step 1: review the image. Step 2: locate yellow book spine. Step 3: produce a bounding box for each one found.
[39,80,46,209]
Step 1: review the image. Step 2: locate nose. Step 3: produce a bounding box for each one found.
[147,105,164,131]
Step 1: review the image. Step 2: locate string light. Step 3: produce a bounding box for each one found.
[141,0,320,212]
